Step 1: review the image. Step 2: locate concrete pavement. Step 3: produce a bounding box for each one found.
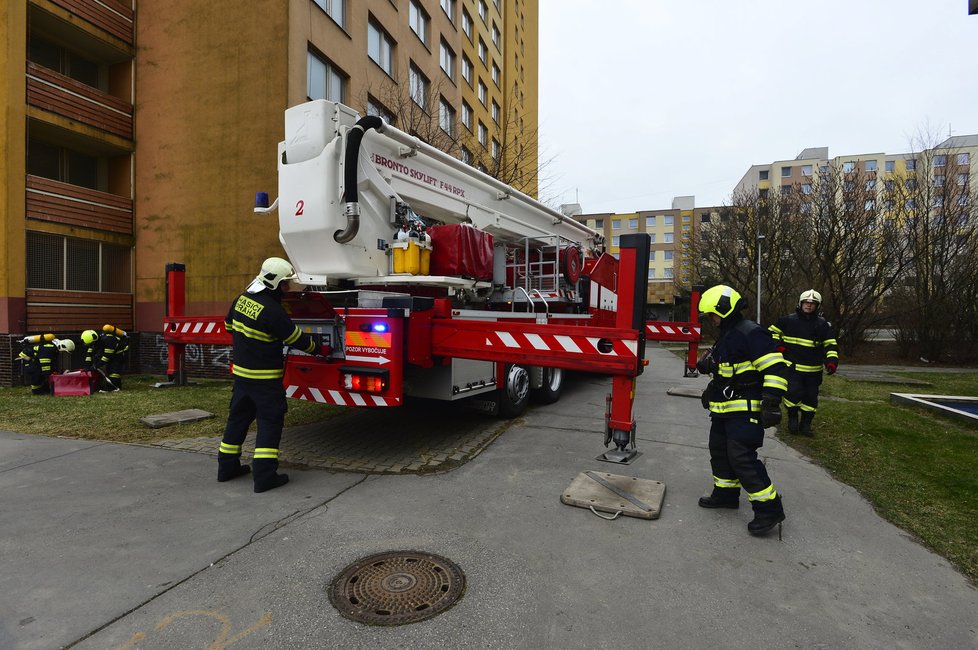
[2,345,976,649]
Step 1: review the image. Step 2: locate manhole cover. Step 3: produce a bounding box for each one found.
[328,550,466,625]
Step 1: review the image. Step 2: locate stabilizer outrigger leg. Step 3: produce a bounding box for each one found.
[598,380,640,464]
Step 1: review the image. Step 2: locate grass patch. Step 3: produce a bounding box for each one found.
[785,372,978,584]
[0,375,342,444]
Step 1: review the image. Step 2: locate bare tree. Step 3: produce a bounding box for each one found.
[888,135,978,360]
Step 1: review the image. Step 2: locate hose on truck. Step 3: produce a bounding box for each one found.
[336,115,385,244]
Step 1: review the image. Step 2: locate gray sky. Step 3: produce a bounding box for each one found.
[538,0,978,212]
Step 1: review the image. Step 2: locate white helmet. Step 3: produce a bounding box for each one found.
[55,338,76,353]
[246,257,297,293]
[798,289,822,306]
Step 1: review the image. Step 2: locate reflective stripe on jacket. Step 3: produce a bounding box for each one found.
[226,289,316,380]
[707,315,788,417]
[769,311,838,373]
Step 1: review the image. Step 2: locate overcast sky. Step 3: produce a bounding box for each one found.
[538,0,978,213]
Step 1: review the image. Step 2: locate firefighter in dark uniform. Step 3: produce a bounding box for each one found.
[696,285,789,536]
[218,257,324,493]
[17,334,62,395]
[769,289,839,436]
[82,325,129,391]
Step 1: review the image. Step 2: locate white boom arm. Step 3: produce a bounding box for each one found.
[264,99,601,285]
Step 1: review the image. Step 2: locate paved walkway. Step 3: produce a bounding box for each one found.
[2,345,976,649]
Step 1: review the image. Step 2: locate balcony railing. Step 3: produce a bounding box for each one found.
[47,0,134,44]
[26,175,133,235]
[27,62,133,140]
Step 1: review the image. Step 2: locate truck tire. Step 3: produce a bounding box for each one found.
[532,367,564,404]
[498,363,530,418]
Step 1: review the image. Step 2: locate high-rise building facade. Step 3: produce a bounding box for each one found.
[0,0,538,384]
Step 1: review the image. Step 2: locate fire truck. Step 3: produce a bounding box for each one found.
[163,99,678,461]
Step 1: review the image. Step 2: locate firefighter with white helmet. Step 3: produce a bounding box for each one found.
[16,333,59,395]
[219,257,327,492]
[769,289,839,436]
[695,284,789,536]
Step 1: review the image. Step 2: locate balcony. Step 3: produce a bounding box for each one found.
[46,0,134,44]
[26,175,133,235]
[27,62,133,140]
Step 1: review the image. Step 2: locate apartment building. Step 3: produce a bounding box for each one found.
[0,0,537,384]
[577,197,719,319]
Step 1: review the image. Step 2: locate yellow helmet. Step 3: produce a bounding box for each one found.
[246,256,297,293]
[798,289,821,307]
[699,285,744,319]
[81,329,99,345]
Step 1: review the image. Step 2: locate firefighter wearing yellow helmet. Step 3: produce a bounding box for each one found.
[219,257,325,492]
[768,289,839,436]
[695,284,789,536]
[16,333,59,395]
[82,326,128,391]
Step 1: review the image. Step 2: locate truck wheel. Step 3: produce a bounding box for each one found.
[532,367,564,404]
[498,363,530,418]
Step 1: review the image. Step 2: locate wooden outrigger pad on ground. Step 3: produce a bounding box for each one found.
[560,470,665,520]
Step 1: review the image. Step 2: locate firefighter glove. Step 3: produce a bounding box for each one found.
[761,393,782,428]
[825,362,837,375]
[695,350,715,375]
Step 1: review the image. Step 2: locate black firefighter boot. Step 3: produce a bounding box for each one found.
[748,496,785,536]
[799,412,815,437]
[253,458,289,493]
[217,452,251,482]
[786,408,800,434]
[698,486,740,509]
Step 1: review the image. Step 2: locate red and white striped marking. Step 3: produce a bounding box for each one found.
[645,323,701,342]
[286,385,399,407]
[485,330,638,358]
[170,320,226,335]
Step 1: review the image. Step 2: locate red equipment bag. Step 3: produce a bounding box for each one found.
[428,224,494,280]
[50,371,97,396]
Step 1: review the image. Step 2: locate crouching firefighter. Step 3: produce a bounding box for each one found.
[696,285,789,536]
[218,257,329,493]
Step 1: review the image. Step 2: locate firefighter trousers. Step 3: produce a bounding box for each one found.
[220,378,288,474]
[708,416,775,499]
[786,368,822,414]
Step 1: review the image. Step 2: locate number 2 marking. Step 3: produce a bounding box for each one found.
[295,200,305,216]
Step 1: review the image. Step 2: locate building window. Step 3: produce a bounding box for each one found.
[781,166,792,177]
[478,80,487,106]
[491,138,500,160]
[439,99,456,136]
[664,250,673,260]
[648,269,656,279]
[462,8,473,38]
[27,139,102,190]
[664,233,674,243]
[801,183,812,195]
[957,173,969,186]
[649,233,656,243]
[759,170,769,181]
[478,121,487,146]
[492,23,501,48]
[491,100,500,124]
[461,147,472,164]
[313,0,345,28]
[461,101,472,130]
[957,153,970,165]
[646,216,656,227]
[307,50,345,102]
[612,235,620,247]
[367,96,395,124]
[479,0,488,21]
[649,250,656,261]
[462,55,473,84]
[801,165,813,176]
[801,202,812,214]
[781,185,793,195]
[682,215,690,222]
[440,0,456,21]
[934,155,947,167]
[933,175,945,187]
[491,62,501,86]
[664,268,673,279]
[664,215,674,225]
[409,0,429,44]
[628,218,638,229]
[885,160,895,172]
[906,158,916,171]
[26,231,131,293]
[865,160,877,172]
[440,39,456,80]
[612,220,620,230]
[842,161,855,173]
[409,63,429,107]
[478,38,488,64]
[29,37,102,89]
[368,20,394,76]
